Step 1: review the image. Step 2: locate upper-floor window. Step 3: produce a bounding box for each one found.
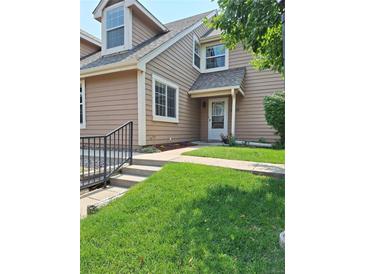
[193,36,201,70]
[80,80,86,129]
[206,44,226,69]
[106,5,124,49]
[152,75,179,123]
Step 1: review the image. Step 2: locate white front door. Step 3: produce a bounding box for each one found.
[208,98,228,140]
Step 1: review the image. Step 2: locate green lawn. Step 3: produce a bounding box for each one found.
[183,146,285,164]
[81,163,284,273]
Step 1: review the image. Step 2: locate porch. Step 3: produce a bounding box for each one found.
[189,67,245,141]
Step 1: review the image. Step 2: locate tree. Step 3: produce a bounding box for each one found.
[207,0,284,74]
[263,91,285,145]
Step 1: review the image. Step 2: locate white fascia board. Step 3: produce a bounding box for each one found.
[80,58,138,78]
[94,0,168,32]
[127,0,168,32]
[93,0,108,20]
[80,30,101,47]
[138,10,217,67]
[199,34,222,44]
[189,85,241,95]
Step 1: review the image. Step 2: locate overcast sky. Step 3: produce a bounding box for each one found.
[80,0,219,38]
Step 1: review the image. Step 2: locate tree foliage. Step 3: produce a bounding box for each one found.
[264,91,285,144]
[207,0,284,74]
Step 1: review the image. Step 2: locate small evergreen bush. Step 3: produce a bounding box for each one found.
[264,91,285,146]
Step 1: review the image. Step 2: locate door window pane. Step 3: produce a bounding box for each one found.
[212,102,224,129]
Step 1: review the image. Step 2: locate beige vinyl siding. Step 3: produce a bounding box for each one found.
[80,39,100,58]
[80,70,139,146]
[145,24,209,145]
[200,99,208,140]
[132,13,159,47]
[229,45,284,143]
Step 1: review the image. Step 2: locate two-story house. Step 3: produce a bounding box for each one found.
[80,0,284,147]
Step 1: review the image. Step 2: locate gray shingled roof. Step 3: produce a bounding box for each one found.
[190,67,245,91]
[81,11,214,71]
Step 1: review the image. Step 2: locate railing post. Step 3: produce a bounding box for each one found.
[129,122,133,165]
[103,135,107,188]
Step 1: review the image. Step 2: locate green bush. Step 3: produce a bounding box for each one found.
[228,134,236,146]
[264,91,285,145]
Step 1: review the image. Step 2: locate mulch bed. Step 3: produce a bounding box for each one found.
[152,142,196,152]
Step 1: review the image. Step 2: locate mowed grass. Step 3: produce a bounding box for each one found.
[183,146,285,164]
[80,163,285,273]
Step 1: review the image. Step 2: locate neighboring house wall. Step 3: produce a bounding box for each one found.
[144,23,209,145]
[80,70,139,146]
[132,13,159,47]
[80,39,100,59]
[229,45,284,143]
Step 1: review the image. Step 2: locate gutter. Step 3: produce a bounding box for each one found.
[80,58,139,78]
[80,10,217,79]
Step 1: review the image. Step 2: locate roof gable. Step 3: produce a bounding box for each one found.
[81,10,216,75]
[93,0,167,32]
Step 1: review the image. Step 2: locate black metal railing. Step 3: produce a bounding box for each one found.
[80,121,133,190]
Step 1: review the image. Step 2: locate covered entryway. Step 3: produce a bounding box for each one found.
[188,67,245,141]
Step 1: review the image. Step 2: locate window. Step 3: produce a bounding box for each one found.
[80,81,86,128]
[193,36,201,69]
[205,44,227,70]
[211,102,225,128]
[105,5,124,49]
[153,75,179,123]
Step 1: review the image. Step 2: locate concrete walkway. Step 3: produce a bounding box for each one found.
[80,186,129,218]
[134,146,285,178]
[81,145,284,218]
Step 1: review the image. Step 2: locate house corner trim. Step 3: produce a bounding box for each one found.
[137,69,146,146]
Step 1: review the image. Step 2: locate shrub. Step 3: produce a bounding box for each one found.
[228,135,236,146]
[220,133,236,146]
[264,91,285,146]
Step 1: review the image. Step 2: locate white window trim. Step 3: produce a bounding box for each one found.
[201,42,229,73]
[192,35,201,72]
[152,74,179,123]
[101,2,132,56]
[80,80,86,129]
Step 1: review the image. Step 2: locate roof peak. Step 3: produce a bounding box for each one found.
[165,10,217,26]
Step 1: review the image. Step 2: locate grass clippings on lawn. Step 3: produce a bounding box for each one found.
[80,163,284,273]
[183,146,285,164]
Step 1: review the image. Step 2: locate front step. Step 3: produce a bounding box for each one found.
[122,164,162,177]
[132,158,167,167]
[109,174,147,188]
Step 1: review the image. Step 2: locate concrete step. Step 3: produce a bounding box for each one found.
[122,164,162,176]
[132,158,167,167]
[109,174,147,188]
